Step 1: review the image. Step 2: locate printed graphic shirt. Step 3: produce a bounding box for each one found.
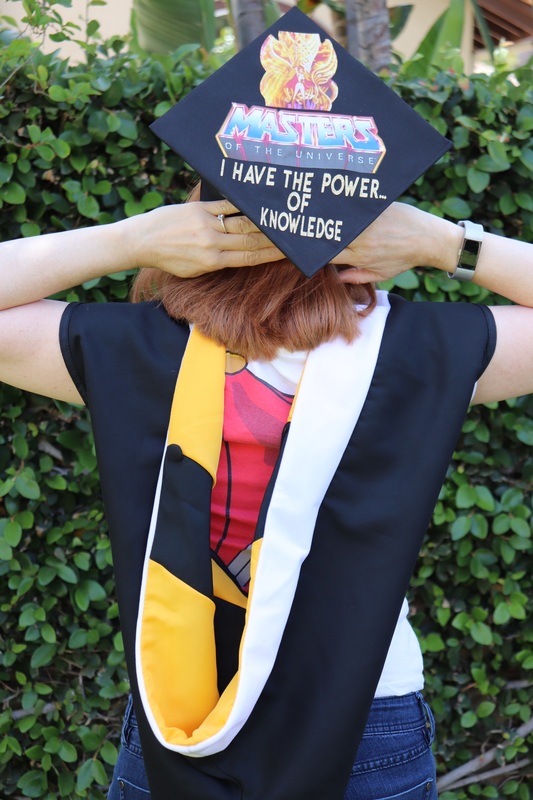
[210,353,294,593]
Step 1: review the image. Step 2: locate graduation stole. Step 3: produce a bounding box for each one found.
[135,294,391,759]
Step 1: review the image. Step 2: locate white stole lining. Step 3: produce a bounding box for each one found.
[135,293,391,757]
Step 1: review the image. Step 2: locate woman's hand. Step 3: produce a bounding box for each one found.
[331,202,460,284]
[124,199,285,278]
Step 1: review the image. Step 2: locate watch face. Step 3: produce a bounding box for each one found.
[461,238,481,268]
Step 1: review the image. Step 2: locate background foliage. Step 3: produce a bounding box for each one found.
[0,7,531,799]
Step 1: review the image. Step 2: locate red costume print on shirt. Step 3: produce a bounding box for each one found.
[210,355,293,593]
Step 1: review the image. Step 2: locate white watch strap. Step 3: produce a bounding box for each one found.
[448,220,484,281]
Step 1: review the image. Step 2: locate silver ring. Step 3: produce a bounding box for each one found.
[217,213,228,234]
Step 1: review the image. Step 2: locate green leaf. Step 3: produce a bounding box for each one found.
[70,153,88,172]
[19,605,37,627]
[510,517,531,537]
[451,515,471,540]
[487,141,510,170]
[2,182,26,204]
[499,194,517,216]
[477,700,495,718]
[389,5,413,41]
[117,113,138,141]
[515,192,533,211]
[0,162,14,185]
[516,419,533,445]
[12,432,29,459]
[35,144,55,161]
[456,484,476,508]
[91,757,109,784]
[17,770,47,798]
[74,584,90,611]
[500,541,516,565]
[470,621,493,646]
[470,514,488,539]
[21,222,41,237]
[494,603,511,625]
[57,564,77,583]
[87,19,100,37]
[48,84,67,102]
[441,197,472,219]
[46,474,67,490]
[30,643,57,669]
[68,629,87,649]
[415,0,464,69]
[500,488,523,511]
[77,195,100,219]
[423,632,446,652]
[58,772,75,795]
[470,557,489,579]
[99,739,118,765]
[393,269,419,289]
[436,606,451,626]
[4,520,22,547]
[141,191,163,211]
[476,154,510,173]
[14,472,41,499]
[466,167,490,193]
[466,4,490,56]
[519,147,533,171]
[27,124,41,144]
[461,710,477,728]
[59,740,78,763]
[92,180,112,195]
[40,623,56,644]
[154,101,173,117]
[51,138,71,158]
[474,486,495,512]
[73,552,91,570]
[76,759,95,791]
[133,0,216,53]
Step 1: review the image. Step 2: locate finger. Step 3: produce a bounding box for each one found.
[202,200,273,238]
[223,214,262,235]
[203,199,242,218]
[337,267,377,284]
[217,244,286,270]
[204,207,262,237]
[216,230,275,252]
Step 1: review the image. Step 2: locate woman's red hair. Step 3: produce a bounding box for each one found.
[131,185,375,361]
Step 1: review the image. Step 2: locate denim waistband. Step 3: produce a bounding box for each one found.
[362,692,432,734]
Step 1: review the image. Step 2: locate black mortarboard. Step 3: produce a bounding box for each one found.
[150,7,451,277]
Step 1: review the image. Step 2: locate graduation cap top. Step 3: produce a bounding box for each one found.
[150,7,451,278]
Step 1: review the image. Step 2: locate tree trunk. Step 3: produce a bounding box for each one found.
[230,0,267,49]
[345,0,391,72]
[331,5,348,50]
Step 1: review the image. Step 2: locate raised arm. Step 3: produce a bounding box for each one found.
[333,203,533,404]
[0,200,283,403]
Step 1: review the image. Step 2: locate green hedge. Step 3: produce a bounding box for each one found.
[386,59,533,798]
[0,25,211,800]
[0,16,531,800]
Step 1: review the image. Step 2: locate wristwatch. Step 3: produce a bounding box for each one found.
[448,220,484,281]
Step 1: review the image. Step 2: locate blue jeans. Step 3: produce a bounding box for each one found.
[108,692,437,800]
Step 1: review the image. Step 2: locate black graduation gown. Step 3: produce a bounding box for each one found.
[59,294,496,800]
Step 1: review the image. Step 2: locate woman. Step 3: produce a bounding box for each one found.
[0,198,532,800]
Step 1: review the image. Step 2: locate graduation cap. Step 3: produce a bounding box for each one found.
[150,7,451,278]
